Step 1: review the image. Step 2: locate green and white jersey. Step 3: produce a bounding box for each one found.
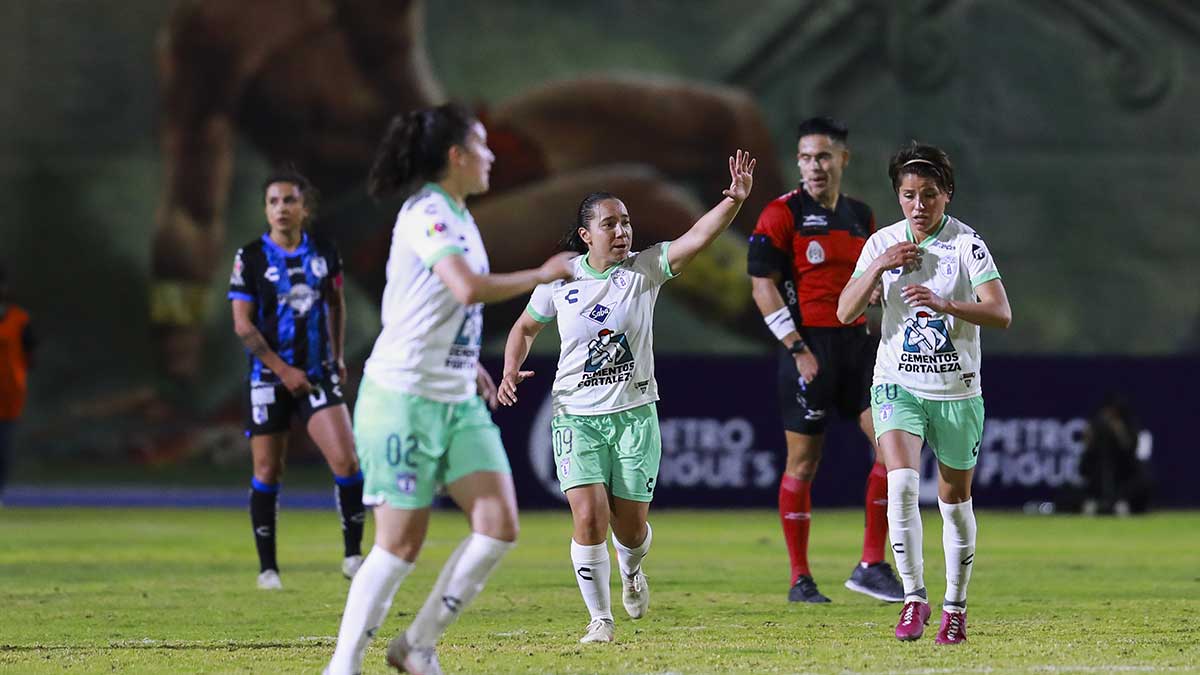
[526,242,677,416]
[852,215,1001,401]
[364,183,489,403]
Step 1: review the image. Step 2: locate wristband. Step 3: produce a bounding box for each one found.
[764,306,797,341]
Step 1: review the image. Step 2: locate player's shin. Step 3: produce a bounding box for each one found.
[334,471,366,557]
[570,540,613,620]
[406,533,514,648]
[612,522,652,578]
[886,468,926,600]
[328,548,414,675]
[939,498,976,610]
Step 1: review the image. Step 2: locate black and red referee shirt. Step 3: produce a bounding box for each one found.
[746,188,875,328]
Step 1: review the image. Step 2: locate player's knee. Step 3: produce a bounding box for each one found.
[473,500,520,543]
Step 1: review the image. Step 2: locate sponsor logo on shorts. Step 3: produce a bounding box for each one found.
[395,472,417,494]
[879,403,894,422]
[559,457,570,477]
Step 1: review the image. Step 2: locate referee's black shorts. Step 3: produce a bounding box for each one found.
[776,325,877,435]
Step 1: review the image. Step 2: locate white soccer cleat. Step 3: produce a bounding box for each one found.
[342,554,364,579]
[621,570,650,619]
[386,633,443,675]
[256,569,282,590]
[579,618,615,644]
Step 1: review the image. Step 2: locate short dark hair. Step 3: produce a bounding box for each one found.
[261,168,319,223]
[796,116,848,143]
[368,103,476,201]
[888,141,955,199]
[560,192,620,254]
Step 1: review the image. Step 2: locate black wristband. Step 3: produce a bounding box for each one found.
[788,339,807,354]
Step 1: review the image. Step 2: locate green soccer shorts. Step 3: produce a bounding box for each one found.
[550,403,662,502]
[870,382,985,470]
[355,376,510,509]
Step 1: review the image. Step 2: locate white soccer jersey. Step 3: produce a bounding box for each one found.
[852,215,1001,401]
[526,242,677,416]
[364,183,489,402]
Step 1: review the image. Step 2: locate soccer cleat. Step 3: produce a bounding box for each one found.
[579,618,615,644]
[256,569,282,590]
[844,561,904,603]
[788,575,831,603]
[621,570,650,619]
[342,554,364,579]
[935,609,968,644]
[386,633,443,675]
[894,600,932,641]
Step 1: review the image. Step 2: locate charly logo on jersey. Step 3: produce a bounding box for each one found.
[281,283,319,316]
[899,311,962,374]
[310,256,328,278]
[585,303,611,324]
[579,328,637,387]
[264,266,280,282]
[806,240,825,264]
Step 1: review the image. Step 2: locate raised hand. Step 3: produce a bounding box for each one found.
[722,149,756,203]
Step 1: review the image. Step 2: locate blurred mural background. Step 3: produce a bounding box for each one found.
[0,0,1196,506]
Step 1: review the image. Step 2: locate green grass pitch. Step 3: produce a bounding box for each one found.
[1,508,1196,674]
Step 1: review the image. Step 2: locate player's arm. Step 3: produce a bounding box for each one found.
[750,274,819,383]
[667,150,756,273]
[325,273,348,382]
[902,279,1011,329]
[837,242,921,324]
[432,252,575,305]
[498,309,549,407]
[230,299,313,395]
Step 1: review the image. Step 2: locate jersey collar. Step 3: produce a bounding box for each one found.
[425,182,468,219]
[905,214,948,249]
[580,253,620,279]
[261,231,310,256]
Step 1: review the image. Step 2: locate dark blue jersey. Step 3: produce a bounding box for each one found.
[228,232,343,384]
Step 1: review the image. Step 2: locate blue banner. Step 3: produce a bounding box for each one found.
[489,356,1197,509]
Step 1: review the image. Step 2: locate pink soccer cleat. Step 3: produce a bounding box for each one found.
[935,609,967,644]
[894,600,932,641]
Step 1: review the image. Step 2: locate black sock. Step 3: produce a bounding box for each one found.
[249,479,280,572]
[334,471,365,557]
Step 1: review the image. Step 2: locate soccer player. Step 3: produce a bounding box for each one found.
[228,171,365,590]
[837,142,1011,644]
[325,104,575,675]
[499,150,757,644]
[0,262,35,505]
[747,117,903,603]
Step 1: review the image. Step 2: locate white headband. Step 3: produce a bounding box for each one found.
[902,159,937,168]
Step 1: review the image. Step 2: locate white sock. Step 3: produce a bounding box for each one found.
[611,522,652,579]
[570,539,613,621]
[406,533,515,649]
[887,468,925,601]
[939,498,976,610]
[327,547,414,675]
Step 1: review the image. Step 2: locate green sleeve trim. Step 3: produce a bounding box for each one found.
[423,245,465,269]
[661,241,679,279]
[850,270,864,279]
[971,270,1001,288]
[525,304,554,323]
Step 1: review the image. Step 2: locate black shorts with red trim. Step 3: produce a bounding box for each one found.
[776,325,877,435]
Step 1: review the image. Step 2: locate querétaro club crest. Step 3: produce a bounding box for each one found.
[902,311,956,354]
[584,329,634,372]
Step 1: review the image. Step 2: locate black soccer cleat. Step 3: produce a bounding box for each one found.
[844,561,905,603]
[788,575,831,603]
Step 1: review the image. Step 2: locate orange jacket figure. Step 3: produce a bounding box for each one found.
[0,304,32,421]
